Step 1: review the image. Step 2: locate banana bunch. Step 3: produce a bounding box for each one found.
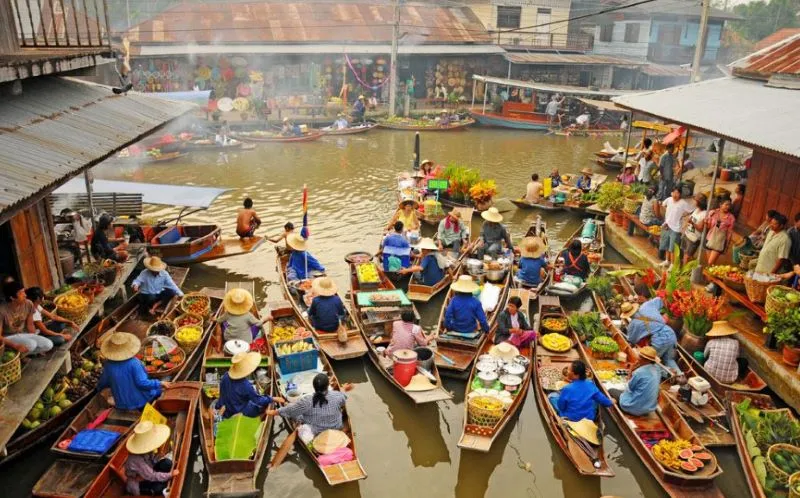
[277,341,313,356]
[270,325,296,344]
[541,333,571,353]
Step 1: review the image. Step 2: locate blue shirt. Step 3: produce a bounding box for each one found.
[287,250,325,281]
[444,293,490,334]
[218,372,273,419]
[556,379,612,422]
[308,295,345,332]
[382,232,411,272]
[420,254,444,286]
[625,297,676,352]
[97,358,162,411]
[132,269,183,297]
[517,256,546,285]
[620,364,661,416]
[577,176,592,191]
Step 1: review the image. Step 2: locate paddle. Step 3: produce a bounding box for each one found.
[270,429,297,468]
[432,348,456,365]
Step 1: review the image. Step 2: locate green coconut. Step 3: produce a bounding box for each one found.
[49,405,62,418]
[34,401,44,411]
[42,386,54,402]
[21,419,33,430]
[29,408,43,421]
[58,399,72,409]
[30,421,40,429]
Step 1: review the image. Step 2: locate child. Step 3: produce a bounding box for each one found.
[25,287,76,346]
[236,198,261,239]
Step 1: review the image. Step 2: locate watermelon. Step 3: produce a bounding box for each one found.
[681,461,698,472]
[164,362,175,369]
[694,452,713,461]
[689,457,704,468]
[679,449,694,460]
[145,366,156,373]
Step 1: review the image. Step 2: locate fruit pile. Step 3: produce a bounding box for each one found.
[174,313,203,328]
[356,263,380,284]
[541,316,568,333]
[707,265,741,279]
[55,292,89,322]
[175,325,202,350]
[769,446,800,476]
[652,438,694,471]
[137,339,184,374]
[180,294,210,316]
[1,349,15,364]
[541,333,571,353]
[769,286,800,305]
[276,340,313,356]
[270,320,311,344]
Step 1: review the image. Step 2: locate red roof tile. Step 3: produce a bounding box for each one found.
[732,33,800,80]
[754,28,800,51]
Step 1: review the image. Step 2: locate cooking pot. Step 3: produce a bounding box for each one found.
[485,268,507,282]
[477,371,498,388]
[465,259,484,276]
[499,374,523,392]
[502,362,526,376]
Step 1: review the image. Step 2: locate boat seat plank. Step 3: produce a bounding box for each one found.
[457,433,491,452]
[175,236,192,244]
[322,460,366,485]
[318,337,369,360]
[207,472,258,496]
[32,459,106,498]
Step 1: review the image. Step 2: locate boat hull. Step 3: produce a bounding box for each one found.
[322,123,377,135]
[470,112,550,130]
[376,118,475,131]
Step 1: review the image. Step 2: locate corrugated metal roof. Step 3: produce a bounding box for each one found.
[731,33,800,80]
[613,77,800,160]
[754,28,800,51]
[640,63,691,77]
[127,1,491,45]
[0,77,194,219]
[473,75,635,97]
[504,53,643,66]
[138,43,505,56]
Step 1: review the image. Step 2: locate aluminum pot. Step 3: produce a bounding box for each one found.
[485,268,507,282]
[465,258,484,276]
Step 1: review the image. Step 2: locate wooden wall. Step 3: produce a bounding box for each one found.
[739,150,800,230]
[8,200,61,291]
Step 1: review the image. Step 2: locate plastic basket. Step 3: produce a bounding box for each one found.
[67,429,122,455]
[275,337,318,374]
[767,443,800,486]
[766,285,799,316]
[467,396,504,427]
[0,350,22,386]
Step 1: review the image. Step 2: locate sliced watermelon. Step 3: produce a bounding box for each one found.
[678,448,695,460]
[689,457,704,468]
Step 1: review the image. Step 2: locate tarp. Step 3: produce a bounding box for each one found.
[55,179,229,209]
[148,90,211,105]
[577,98,626,112]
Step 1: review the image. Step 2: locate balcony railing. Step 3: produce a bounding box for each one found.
[647,44,695,64]
[493,32,594,52]
[8,0,110,49]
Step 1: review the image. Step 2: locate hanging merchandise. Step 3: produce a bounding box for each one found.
[345,54,391,91]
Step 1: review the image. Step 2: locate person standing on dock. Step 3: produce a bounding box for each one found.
[443,276,490,338]
[132,256,184,316]
[477,208,513,259]
[97,332,170,411]
[657,143,676,200]
[754,212,791,275]
[658,187,693,266]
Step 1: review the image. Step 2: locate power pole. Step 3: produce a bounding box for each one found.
[389,0,400,117]
[690,0,711,83]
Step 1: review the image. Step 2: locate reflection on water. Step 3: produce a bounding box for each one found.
[2,129,751,497]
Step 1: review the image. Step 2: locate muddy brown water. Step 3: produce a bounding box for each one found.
[3,129,749,497]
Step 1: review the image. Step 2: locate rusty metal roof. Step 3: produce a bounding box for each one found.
[504,53,643,66]
[640,63,691,78]
[754,28,800,51]
[0,77,194,221]
[126,1,491,45]
[731,33,800,80]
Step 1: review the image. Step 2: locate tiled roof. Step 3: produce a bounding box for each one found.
[754,28,800,51]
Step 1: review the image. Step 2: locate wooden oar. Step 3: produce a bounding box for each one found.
[270,429,297,467]
[432,348,455,365]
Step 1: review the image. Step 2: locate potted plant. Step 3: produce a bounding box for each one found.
[597,182,627,224]
[670,289,727,354]
[768,307,800,366]
[468,180,497,211]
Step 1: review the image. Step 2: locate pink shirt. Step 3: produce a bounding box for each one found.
[385,321,427,356]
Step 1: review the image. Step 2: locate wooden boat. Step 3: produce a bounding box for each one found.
[470,110,550,131]
[515,220,550,296]
[198,282,275,498]
[276,247,367,360]
[530,296,615,475]
[184,138,247,151]
[510,197,565,212]
[144,151,188,163]
[348,260,450,403]
[321,122,377,135]
[376,117,474,131]
[595,157,626,170]
[457,289,533,451]
[553,128,624,138]
[149,224,265,265]
[271,303,367,485]
[33,382,201,498]
[544,219,604,300]
[234,130,324,143]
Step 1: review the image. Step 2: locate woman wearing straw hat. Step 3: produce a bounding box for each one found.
[96,332,169,411]
[124,421,178,495]
[217,351,284,419]
[576,168,593,193]
[624,297,678,372]
[608,346,662,417]
[703,321,740,384]
[214,288,265,350]
[516,236,548,287]
[400,238,446,287]
[132,256,184,316]
[477,207,513,259]
[443,276,490,338]
[285,233,325,281]
[388,198,421,234]
[548,360,611,422]
[308,277,346,333]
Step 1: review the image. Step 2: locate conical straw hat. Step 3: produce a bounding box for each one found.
[126,421,171,454]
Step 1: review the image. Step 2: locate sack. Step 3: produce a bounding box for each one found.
[705,226,727,252]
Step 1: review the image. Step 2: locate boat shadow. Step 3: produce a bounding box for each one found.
[453,418,515,498]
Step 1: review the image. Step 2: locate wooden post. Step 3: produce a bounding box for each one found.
[482,79,488,114]
[693,138,724,280]
[679,127,691,182]
[84,170,96,233]
[622,111,634,164]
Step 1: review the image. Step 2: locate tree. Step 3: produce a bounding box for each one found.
[730,0,800,42]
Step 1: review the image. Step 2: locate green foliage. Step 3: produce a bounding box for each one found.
[768,307,800,348]
[214,414,263,461]
[568,312,608,342]
[587,275,613,302]
[590,336,619,354]
[439,163,482,202]
[731,0,799,42]
[628,182,648,196]
[596,182,627,211]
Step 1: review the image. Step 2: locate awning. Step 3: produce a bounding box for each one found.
[505,53,643,67]
[472,75,635,97]
[148,90,211,105]
[55,179,230,209]
[640,63,691,78]
[577,98,626,112]
[139,44,505,56]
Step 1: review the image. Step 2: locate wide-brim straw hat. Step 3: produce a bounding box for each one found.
[143,256,167,272]
[581,167,593,176]
[405,374,437,392]
[566,418,601,446]
[399,198,419,209]
[223,288,254,316]
[126,421,171,455]
[488,342,520,361]
[283,117,290,123]
[100,332,141,361]
[520,236,545,258]
[638,346,661,363]
[287,233,307,251]
[312,429,350,455]
[481,207,503,223]
[228,351,261,379]
[706,320,738,338]
[451,275,479,294]
[414,237,438,251]
[420,159,434,167]
[620,302,640,320]
[312,277,338,297]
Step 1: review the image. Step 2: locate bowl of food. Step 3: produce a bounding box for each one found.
[499,374,523,392]
[541,315,568,334]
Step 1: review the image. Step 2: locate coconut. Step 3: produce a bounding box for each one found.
[82,359,94,371]
[49,406,62,418]
[58,399,73,409]
[42,386,54,402]
[29,408,43,421]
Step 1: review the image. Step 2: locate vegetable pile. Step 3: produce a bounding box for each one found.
[568,312,607,342]
[590,336,619,356]
[137,338,184,374]
[770,286,800,305]
[541,316,568,333]
[180,294,210,316]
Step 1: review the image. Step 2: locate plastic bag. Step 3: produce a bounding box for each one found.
[480,283,500,313]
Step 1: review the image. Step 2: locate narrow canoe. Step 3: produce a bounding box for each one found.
[376,118,475,131]
[234,131,324,143]
[469,111,550,131]
[544,219,604,300]
[321,122,377,135]
[184,139,247,152]
[510,198,566,212]
[149,225,265,266]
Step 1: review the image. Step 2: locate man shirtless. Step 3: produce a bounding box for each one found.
[236,198,261,238]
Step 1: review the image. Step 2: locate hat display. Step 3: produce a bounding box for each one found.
[414,237,438,251]
[286,233,307,251]
[223,288,254,316]
[480,207,503,223]
[520,237,545,258]
[312,277,338,297]
[620,302,640,320]
[143,256,167,272]
[312,429,350,455]
[451,275,479,294]
[565,419,601,445]
[638,346,661,363]
[228,351,261,379]
[706,320,738,338]
[100,332,141,361]
[488,342,520,361]
[404,374,437,392]
[126,421,171,455]
[581,167,593,176]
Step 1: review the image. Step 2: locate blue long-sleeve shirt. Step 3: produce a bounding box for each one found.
[132,269,183,297]
[516,256,546,285]
[97,358,162,411]
[619,364,661,416]
[381,232,411,271]
[419,254,445,286]
[444,293,490,334]
[625,297,676,352]
[308,295,345,332]
[287,250,325,281]
[217,372,273,418]
[556,379,612,421]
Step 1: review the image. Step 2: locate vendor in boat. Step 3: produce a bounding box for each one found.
[97,332,170,411]
[236,197,261,239]
[623,297,679,372]
[308,277,345,333]
[559,239,590,280]
[286,233,326,281]
[384,310,430,359]
[91,214,129,262]
[438,110,450,127]
[617,164,637,186]
[333,113,349,130]
[420,159,440,182]
[437,210,468,253]
[0,281,52,354]
[400,238,446,287]
[124,421,178,496]
[703,321,741,384]
[576,168,593,193]
[494,295,536,347]
[381,221,412,272]
[353,95,366,123]
[267,373,353,444]
[217,351,283,418]
[548,360,612,421]
[281,117,302,137]
[548,168,562,188]
[443,276,490,337]
[132,256,184,316]
[525,174,543,204]
[608,346,662,417]
[215,288,265,349]
[516,237,548,287]
[477,207,514,259]
[388,198,421,234]
[26,286,75,346]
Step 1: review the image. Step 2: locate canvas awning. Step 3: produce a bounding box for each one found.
[577,98,626,112]
[472,75,634,97]
[55,179,230,209]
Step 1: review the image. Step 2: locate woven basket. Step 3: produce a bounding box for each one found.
[147,320,176,337]
[0,350,22,386]
[767,443,800,486]
[180,293,211,317]
[0,382,7,404]
[54,291,89,323]
[623,196,643,215]
[744,274,776,304]
[172,312,204,331]
[467,396,504,427]
[766,285,800,316]
[739,252,758,271]
[174,325,203,352]
[789,471,800,498]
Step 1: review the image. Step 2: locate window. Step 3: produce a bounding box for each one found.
[497,6,522,29]
[624,23,640,43]
[599,24,613,42]
[658,24,682,45]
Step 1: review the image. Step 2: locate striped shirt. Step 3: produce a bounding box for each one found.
[704,337,739,384]
[278,390,347,435]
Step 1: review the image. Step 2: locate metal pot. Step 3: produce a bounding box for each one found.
[485,268,507,282]
[477,371,498,388]
[465,258,484,276]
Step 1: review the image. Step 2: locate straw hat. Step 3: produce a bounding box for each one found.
[620,302,639,320]
[488,342,520,361]
[624,164,634,170]
[706,320,738,338]
[286,233,307,251]
[638,346,661,363]
[126,421,171,455]
[399,198,419,209]
[228,351,261,380]
[405,374,437,392]
[312,277,338,297]
[520,237,545,258]
[143,256,167,272]
[312,429,350,455]
[565,419,601,446]
[448,210,462,219]
[481,207,503,223]
[451,275,479,294]
[100,332,141,362]
[283,117,289,123]
[358,95,365,100]
[420,159,434,167]
[223,288,254,316]
[581,167,593,176]
[414,237,438,251]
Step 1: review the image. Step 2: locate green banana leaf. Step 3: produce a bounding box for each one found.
[214,414,263,461]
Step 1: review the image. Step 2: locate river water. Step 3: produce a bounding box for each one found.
[3,129,749,497]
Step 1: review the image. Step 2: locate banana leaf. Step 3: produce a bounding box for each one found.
[214,414,263,461]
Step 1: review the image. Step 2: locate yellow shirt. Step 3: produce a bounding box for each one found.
[396,209,418,230]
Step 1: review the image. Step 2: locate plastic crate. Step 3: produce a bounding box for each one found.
[274,337,318,374]
[67,429,121,454]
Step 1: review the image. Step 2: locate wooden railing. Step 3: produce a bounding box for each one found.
[5,0,110,49]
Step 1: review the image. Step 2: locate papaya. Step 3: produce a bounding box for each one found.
[164,362,175,370]
[694,452,712,461]
[689,457,704,468]
[680,461,697,472]
[678,449,694,460]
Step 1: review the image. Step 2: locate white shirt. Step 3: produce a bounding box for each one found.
[620,120,628,131]
[662,198,694,232]
[576,113,590,126]
[684,208,707,242]
[32,304,43,322]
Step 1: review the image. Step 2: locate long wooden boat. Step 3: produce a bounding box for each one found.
[510,197,566,212]
[234,131,324,143]
[553,128,624,138]
[544,219,604,299]
[470,110,550,131]
[33,382,201,498]
[271,302,367,485]
[349,261,450,404]
[184,138,248,152]
[376,118,475,131]
[321,122,377,135]
[276,248,368,360]
[149,224,265,265]
[530,296,615,475]
[595,157,626,170]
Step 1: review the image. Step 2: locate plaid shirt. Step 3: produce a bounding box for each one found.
[704,338,739,384]
[278,390,347,435]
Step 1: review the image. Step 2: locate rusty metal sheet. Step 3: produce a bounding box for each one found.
[732,33,800,79]
[505,52,644,66]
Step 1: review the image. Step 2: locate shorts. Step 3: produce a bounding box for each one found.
[659,227,681,253]
[680,237,701,258]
